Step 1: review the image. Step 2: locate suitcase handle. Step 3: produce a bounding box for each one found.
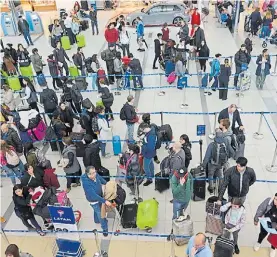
[160,112,163,126]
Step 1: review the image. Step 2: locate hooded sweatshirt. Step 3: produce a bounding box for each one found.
[141,127,157,159]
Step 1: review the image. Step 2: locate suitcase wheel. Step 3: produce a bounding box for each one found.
[114,229,120,236]
[146,227,152,233]
[262,42,267,48]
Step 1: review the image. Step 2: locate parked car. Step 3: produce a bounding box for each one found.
[126,2,190,26]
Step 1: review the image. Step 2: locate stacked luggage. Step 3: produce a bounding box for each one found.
[172,215,194,246]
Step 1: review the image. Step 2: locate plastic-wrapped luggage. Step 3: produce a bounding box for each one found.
[76,34,86,48]
[61,36,71,50]
[19,65,34,81]
[136,198,158,231]
[172,216,194,245]
[7,77,21,91]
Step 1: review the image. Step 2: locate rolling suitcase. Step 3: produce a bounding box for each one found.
[177,76,187,89]
[191,139,206,201]
[7,77,21,91]
[136,198,158,231]
[70,132,85,157]
[201,73,208,88]
[37,73,47,86]
[19,65,34,81]
[214,235,234,257]
[206,196,221,215]
[165,60,175,76]
[98,166,110,182]
[76,34,86,48]
[61,36,71,50]
[27,120,47,141]
[69,66,79,77]
[205,201,223,236]
[112,135,121,155]
[155,172,169,193]
[75,77,88,90]
[167,71,177,84]
[172,216,194,246]
[121,203,138,228]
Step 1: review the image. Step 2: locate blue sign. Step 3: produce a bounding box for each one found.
[197,125,206,136]
[48,206,76,225]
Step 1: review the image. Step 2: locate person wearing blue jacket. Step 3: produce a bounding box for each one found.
[136,17,146,51]
[140,123,157,186]
[81,166,112,236]
[209,53,221,92]
[186,233,212,257]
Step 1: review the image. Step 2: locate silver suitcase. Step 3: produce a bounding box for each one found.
[172,216,194,246]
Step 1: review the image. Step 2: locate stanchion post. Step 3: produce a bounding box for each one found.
[266,142,277,173]
[167,230,177,257]
[180,77,188,109]
[271,54,277,76]
[158,73,164,96]
[253,112,264,140]
[237,73,243,111]
[209,112,218,139]
[1,228,10,245]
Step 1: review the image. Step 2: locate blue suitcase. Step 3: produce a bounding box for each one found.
[177,76,187,89]
[37,73,47,86]
[201,73,208,88]
[113,135,122,155]
[165,61,175,76]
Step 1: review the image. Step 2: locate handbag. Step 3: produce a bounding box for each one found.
[19,59,30,67]
[27,91,38,104]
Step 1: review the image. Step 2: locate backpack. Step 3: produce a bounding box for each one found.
[80,111,90,129]
[151,123,161,149]
[45,125,58,142]
[233,128,246,145]
[211,142,227,166]
[160,154,182,175]
[6,149,20,167]
[43,89,57,110]
[82,98,94,109]
[91,116,100,134]
[157,124,173,142]
[230,134,238,152]
[101,50,107,61]
[120,106,126,121]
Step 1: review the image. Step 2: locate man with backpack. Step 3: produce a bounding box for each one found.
[83,134,102,170]
[80,100,98,139]
[128,53,144,89]
[101,44,117,84]
[203,129,228,194]
[120,95,138,142]
[40,84,58,120]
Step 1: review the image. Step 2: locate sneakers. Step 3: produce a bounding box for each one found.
[143,180,152,186]
[234,244,240,254]
[253,242,261,251]
[158,91,165,96]
[103,231,109,237]
[270,249,276,257]
[66,188,71,193]
[152,67,158,69]
[154,159,160,164]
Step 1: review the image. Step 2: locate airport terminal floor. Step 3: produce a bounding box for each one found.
[1,2,277,257]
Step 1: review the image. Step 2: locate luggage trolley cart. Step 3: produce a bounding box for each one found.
[52,239,85,257]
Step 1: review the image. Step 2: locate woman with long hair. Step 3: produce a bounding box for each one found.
[179,134,192,168]
[3,50,17,75]
[20,77,39,112]
[17,44,30,67]
[261,11,273,38]
[5,243,33,257]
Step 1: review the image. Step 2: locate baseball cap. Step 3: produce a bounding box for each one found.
[178,168,188,177]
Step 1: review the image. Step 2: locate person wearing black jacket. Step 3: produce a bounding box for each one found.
[40,84,58,120]
[153,33,163,69]
[6,43,18,68]
[80,106,98,138]
[198,41,210,72]
[179,134,192,168]
[192,25,205,53]
[89,6,99,35]
[128,53,143,89]
[249,7,262,36]
[17,44,30,67]
[17,16,33,46]
[13,184,45,235]
[53,41,71,76]
[71,81,83,114]
[100,82,114,120]
[83,134,102,169]
[58,102,79,134]
[21,164,44,189]
[121,95,137,142]
[218,104,244,132]
[217,157,256,205]
[219,58,232,101]
[1,124,23,154]
[73,47,86,76]
[61,80,81,114]
[234,44,251,88]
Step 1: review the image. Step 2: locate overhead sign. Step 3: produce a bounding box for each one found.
[197,125,206,136]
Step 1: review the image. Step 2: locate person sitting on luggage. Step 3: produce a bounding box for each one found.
[220,198,246,254]
[73,47,86,76]
[83,134,102,170]
[218,104,244,134]
[203,129,228,194]
[21,164,44,189]
[186,232,212,257]
[140,123,157,187]
[179,134,192,168]
[253,193,277,256]
[81,166,112,237]
[58,102,79,134]
[171,168,193,220]
[217,157,256,205]
[51,19,63,43]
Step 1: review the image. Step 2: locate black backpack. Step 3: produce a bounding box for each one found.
[115,184,126,205]
[120,106,126,121]
[43,89,57,110]
[82,98,94,110]
[45,125,58,142]
[230,134,238,152]
[157,124,173,143]
[211,142,227,166]
[233,128,246,145]
[80,111,90,129]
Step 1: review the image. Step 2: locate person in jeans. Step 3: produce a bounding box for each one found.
[53,41,71,76]
[171,168,193,220]
[120,95,138,142]
[13,184,45,236]
[17,15,33,46]
[81,166,112,237]
[209,53,221,92]
[217,157,256,205]
[119,25,130,56]
[255,48,271,90]
[89,6,99,35]
[128,53,144,89]
[30,48,44,76]
[140,123,157,186]
[62,137,81,193]
[64,13,75,45]
[254,193,277,257]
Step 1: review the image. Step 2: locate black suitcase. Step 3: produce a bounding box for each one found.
[97,166,110,182]
[80,0,89,10]
[155,172,169,193]
[80,20,89,31]
[121,203,138,228]
[214,236,234,257]
[70,132,85,157]
[191,139,206,201]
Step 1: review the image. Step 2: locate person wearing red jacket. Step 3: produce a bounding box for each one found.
[105,22,119,46]
[190,8,201,37]
[43,168,60,189]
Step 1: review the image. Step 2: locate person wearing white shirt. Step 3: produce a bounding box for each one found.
[20,78,39,112]
[63,13,75,45]
[119,25,130,56]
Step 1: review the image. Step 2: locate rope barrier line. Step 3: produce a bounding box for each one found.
[262,114,277,142]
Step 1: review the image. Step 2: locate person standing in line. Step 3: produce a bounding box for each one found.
[83,134,102,170]
[47,54,61,90]
[89,6,99,35]
[253,193,277,257]
[17,15,33,46]
[64,13,75,45]
[53,41,71,76]
[20,78,39,113]
[17,44,30,67]
[192,24,205,54]
[161,23,169,52]
[81,166,111,237]
[6,43,18,68]
[255,48,271,90]
[186,233,213,257]
[175,55,186,86]
[51,19,63,43]
[249,7,262,36]
[198,41,210,72]
[120,95,138,143]
[58,102,79,134]
[61,137,81,193]
[40,84,58,120]
[219,58,232,100]
[177,20,189,42]
[113,51,123,94]
[136,17,145,51]
[128,53,144,89]
[99,80,114,120]
[153,33,163,69]
[1,84,16,112]
[217,157,256,205]
[209,53,221,92]
[119,25,130,57]
[30,48,44,76]
[179,134,192,169]
[190,8,201,37]
[101,44,117,85]
[73,47,86,76]
[140,123,157,187]
[104,22,119,47]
